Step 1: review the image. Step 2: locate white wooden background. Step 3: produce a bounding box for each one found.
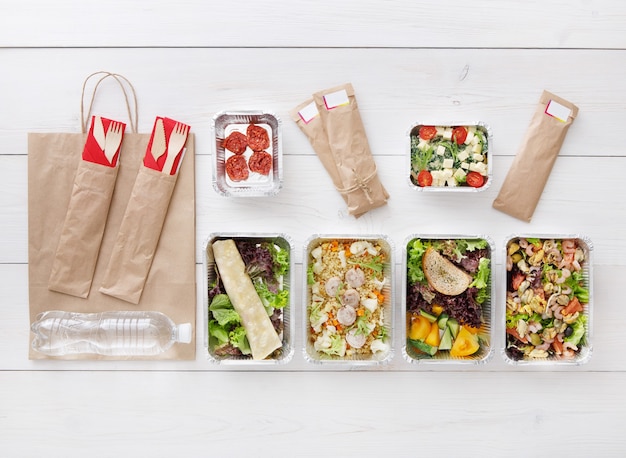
[2,1,626,455]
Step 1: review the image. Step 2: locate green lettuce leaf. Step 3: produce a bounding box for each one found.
[211,308,241,327]
[209,294,233,311]
[407,239,427,285]
[209,320,230,346]
[469,257,491,290]
[229,326,252,355]
[564,315,587,347]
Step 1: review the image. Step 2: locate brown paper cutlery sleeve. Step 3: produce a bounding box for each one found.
[48,160,118,297]
[99,166,178,304]
[493,90,579,222]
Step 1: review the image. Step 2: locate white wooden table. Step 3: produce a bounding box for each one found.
[2,1,626,455]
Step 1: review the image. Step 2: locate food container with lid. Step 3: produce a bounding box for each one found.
[502,234,593,366]
[402,234,495,364]
[211,111,283,197]
[203,232,294,364]
[407,122,492,192]
[302,234,394,365]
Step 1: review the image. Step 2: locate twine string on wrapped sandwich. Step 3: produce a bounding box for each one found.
[336,167,377,204]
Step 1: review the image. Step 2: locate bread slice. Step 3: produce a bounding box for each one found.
[422,247,472,296]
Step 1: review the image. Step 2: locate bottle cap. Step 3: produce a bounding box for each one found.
[177,323,193,343]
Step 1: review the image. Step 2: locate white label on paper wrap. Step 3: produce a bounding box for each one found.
[298,101,319,123]
[323,89,350,110]
[545,100,571,122]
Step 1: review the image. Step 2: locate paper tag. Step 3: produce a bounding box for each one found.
[545,100,571,122]
[298,101,319,123]
[323,89,350,110]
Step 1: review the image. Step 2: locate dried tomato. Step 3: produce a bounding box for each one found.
[246,124,270,151]
[225,154,249,181]
[248,151,272,175]
[223,131,248,154]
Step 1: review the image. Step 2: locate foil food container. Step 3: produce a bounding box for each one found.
[302,234,394,365]
[407,122,492,192]
[203,233,294,364]
[502,234,593,366]
[211,111,283,197]
[402,234,495,364]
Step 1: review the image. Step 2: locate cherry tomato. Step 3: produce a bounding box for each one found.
[417,170,433,187]
[466,171,484,188]
[419,126,437,141]
[451,126,468,145]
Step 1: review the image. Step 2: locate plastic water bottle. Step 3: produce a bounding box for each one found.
[31,310,192,356]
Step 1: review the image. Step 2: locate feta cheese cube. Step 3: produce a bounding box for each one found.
[471,143,483,154]
[446,177,458,187]
[457,149,469,162]
[435,126,445,137]
[464,131,475,145]
[472,153,484,162]
[453,168,467,181]
[461,161,470,170]
[471,135,480,145]
[442,128,452,140]
[418,140,429,151]
[442,158,454,169]
[469,162,488,175]
[436,145,446,156]
[442,169,453,179]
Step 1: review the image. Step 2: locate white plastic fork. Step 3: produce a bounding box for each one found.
[103,122,123,165]
[162,122,189,175]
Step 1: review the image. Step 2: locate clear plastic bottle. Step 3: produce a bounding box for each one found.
[31,310,192,356]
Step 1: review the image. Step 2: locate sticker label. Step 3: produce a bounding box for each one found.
[545,100,571,122]
[323,89,350,110]
[298,101,319,123]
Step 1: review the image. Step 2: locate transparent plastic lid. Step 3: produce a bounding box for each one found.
[177,323,193,344]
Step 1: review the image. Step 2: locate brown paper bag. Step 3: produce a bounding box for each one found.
[493,90,579,222]
[293,83,389,217]
[27,72,196,360]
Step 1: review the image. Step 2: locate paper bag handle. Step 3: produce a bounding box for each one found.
[80,71,138,134]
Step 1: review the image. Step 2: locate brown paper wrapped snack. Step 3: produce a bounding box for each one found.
[493,90,578,222]
[293,83,388,217]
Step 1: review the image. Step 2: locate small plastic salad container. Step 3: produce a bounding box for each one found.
[503,235,593,366]
[407,122,492,192]
[303,234,394,365]
[203,233,294,365]
[211,111,283,197]
[402,234,495,364]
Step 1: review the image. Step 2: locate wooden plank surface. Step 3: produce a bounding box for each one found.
[2,0,626,455]
[2,0,626,49]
